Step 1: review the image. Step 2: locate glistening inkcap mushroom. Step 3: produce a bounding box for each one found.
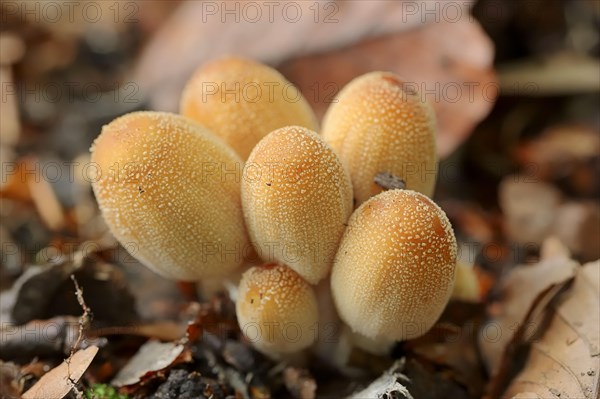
[90,111,249,281]
[241,125,353,284]
[180,57,319,160]
[322,71,438,205]
[236,263,319,355]
[331,189,457,341]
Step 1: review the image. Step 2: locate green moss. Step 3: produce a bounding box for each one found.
[85,384,129,399]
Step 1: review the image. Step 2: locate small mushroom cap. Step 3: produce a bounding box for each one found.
[180,57,318,160]
[331,189,457,341]
[91,111,249,281]
[236,263,319,354]
[322,71,438,205]
[241,126,354,284]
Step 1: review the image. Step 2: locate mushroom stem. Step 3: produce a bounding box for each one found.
[350,330,395,356]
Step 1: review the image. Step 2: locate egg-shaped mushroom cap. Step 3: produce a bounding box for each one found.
[236,263,319,354]
[322,71,437,205]
[241,126,354,284]
[331,189,457,341]
[91,111,249,281]
[180,57,318,160]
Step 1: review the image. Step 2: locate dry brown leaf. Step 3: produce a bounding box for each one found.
[479,238,578,380]
[133,1,490,158]
[516,125,600,174]
[135,1,476,110]
[0,316,83,360]
[0,361,25,398]
[282,18,496,158]
[111,340,189,387]
[441,200,497,245]
[21,345,98,399]
[515,125,600,197]
[4,249,137,327]
[503,260,600,399]
[0,156,65,230]
[499,176,562,245]
[404,299,487,398]
[410,321,486,398]
[552,202,600,263]
[89,321,187,342]
[24,158,65,231]
[0,157,34,203]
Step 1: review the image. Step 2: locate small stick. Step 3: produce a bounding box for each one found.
[67,275,93,398]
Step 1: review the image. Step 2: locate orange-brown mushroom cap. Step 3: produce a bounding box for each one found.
[90,111,249,281]
[236,263,319,354]
[180,57,318,160]
[331,189,457,341]
[241,126,354,284]
[322,71,438,205]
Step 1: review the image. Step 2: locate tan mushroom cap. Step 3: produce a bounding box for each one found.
[241,126,354,284]
[331,189,457,341]
[322,71,438,205]
[91,111,249,281]
[180,57,318,160]
[236,263,319,354]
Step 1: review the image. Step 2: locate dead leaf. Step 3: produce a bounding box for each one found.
[5,251,137,327]
[409,321,485,398]
[135,1,476,110]
[401,358,471,399]
[499,176,562,245]
[133,1,490,158]
[552,202,600,263]
[441,200,498,245]
[89,321,187,342]
[0,158,32,202]
[5,260,81,325]
[25,159,65,231]
[282,18,496,158]
[111,340,190,387]
[515,124,600,197]
[503,260,600,399]
[0,361,24,398]
[516,125,600,175]
[21,345,98,399]
[479,238,578,381]
[118,252,188,322]
[405,300,487,398]
[0,156,67,231]
[0,316,85,360]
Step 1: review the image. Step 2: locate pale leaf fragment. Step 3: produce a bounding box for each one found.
[22,346,98,399]
[479,238,578,378]
[504,261,600,399]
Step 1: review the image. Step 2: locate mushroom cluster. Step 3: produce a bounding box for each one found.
[91,57,457,359]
